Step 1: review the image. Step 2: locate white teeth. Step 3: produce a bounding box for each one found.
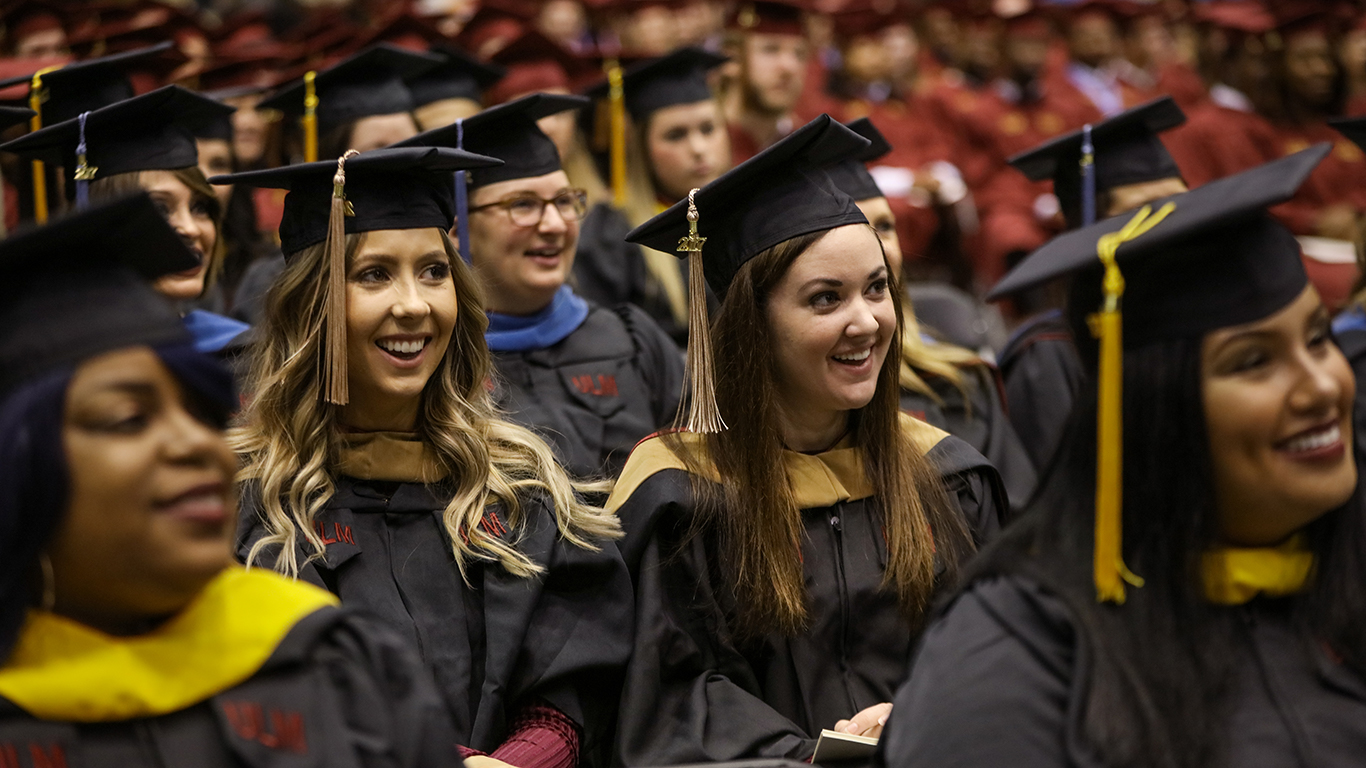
[378,339,427,354]
[1282,424,1340,453]
[833,349,872,362]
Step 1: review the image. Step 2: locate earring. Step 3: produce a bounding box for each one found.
[39,554,55,612]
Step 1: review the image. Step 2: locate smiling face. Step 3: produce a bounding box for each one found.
[340,228,458,432]
[646,100,731,202]
[467,170,578,315]
[143,170,218,302]
[1202,285,1357,546]
[765,224,896,430]
[48,346,236,631]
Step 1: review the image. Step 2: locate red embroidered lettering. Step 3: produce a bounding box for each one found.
[271,710,308,754]
[337,523,355,545]
[222,701,308,754]
[28,744,65,768]
[600,375,618,397]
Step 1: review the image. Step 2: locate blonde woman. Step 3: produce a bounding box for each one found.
[826,118,1036,513]
[217,147,634,768]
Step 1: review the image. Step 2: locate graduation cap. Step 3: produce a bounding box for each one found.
[625,114,869,433]
[1191,1,1275,36]
[0,85,234,205]
[0,42,173,126]
[1329,115,1366,153]
[824,116,892,202]
[258,43,443,160]
[0,105,34,132]
[210,146,501,405]
[453,0,537,58]
[990,143,1329,606]
[727,1,808,36]
[0,192,197,399]
[583,46,727,122]
[1008,96,1186,229]
[395,92,588,187]
[485,29,582,106]
[407,44,507,109]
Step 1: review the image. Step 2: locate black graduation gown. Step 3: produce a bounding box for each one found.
[571,202,689,346]
[608,417,1007,765]
[0,592,460,768]
[236,470,634,766]
[878,575,1366,768]
[491,301,684,480]
[900,366,1037,515]
[997,311,1087,474]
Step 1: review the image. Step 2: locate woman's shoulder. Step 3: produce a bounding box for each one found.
[605,431,706,514]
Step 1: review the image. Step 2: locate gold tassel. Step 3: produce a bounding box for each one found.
[677,189,725,433]
[1088,203,1174,603]
[28,66,60,224]
[303,70,319,163]
[322,149,359,406]
[606,58,627,209]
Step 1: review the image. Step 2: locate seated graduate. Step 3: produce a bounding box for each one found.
[393,93,684,481]
[0,85,252,364]
[828,117,1037,515]
[1327,117,1366,456]
[609,116,1008,765]
[0,195,461,768]
[878,145,1366,768]
[578,47,734,345]
[994,97,1189,475]
[218,147,634,768]
[405,45,507,130]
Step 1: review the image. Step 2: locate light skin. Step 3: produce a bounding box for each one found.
[645,100,730,202]
[467,170,578,316]
[225,93,267,167]
[47,347,236,636]
[741,32,809,116]
[1104,177,1187,218]
[765,223,897,735]
[143,170,217,301]
[1203,285,1357,546]
[347,112,421,154]
[855,197,903,275]
[339,228,458,433]
[14,27,67,59]
[196,137,234,208]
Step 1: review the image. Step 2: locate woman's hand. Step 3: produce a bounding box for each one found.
[833,702,893,739]
[464,756,518,768]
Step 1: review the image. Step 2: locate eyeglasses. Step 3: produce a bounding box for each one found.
[469,189,588,228]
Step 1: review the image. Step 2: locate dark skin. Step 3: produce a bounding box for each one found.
[46,347,236,636]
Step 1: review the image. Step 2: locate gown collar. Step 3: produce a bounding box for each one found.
[485,285,589,353]
[1203,534,1314,605]
[336,430,446,483]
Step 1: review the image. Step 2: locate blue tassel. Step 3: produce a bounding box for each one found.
[1081,123,1096,227]
[74,111,92,210]
[454,118,472,264]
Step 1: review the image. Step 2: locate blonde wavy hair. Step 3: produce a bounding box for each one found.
[231,229,620,579]
[898,300,986,407]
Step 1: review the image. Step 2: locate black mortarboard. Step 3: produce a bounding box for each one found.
[1329,115,1366,153]
[0,42,173,126]
[0,106,34,132]
[394,92,588,187]
[626,114,870,299]
[988,143,1329,346]
[0,85,234,182]
[824,116,892,202]
[1008,96,1186,229]
[407,44,507,108]
[583,47,728,122]
[186,95,234,142]
[210,146,503,256]
[257,43,443,134]
[0,193,195,399]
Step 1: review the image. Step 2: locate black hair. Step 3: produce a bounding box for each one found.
[964,335,1366,768]
[0,342,235,661]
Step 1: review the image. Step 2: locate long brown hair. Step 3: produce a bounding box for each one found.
[665,228,972,639]
[232,230,619,579]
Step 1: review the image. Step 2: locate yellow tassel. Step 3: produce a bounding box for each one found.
[303,71,319,164]
[1088,202,1174,603]
[27,66,60,224]
[607,58,627,209]
[322,149,359,406]
[677,189,724,433]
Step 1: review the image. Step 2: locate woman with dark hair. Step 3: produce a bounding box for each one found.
[878,146,1366,767]
[0,85,252,363]
[218,146,635,768]
[609,115,1005,765]
[0,195,462,768]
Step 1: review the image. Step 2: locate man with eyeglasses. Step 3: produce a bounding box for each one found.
[395,93,685,481]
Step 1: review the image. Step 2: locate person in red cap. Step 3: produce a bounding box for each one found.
[1058,0,1159,117]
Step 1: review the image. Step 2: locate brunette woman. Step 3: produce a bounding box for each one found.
[577,47,733,345]
[0,85,252,361]
[395,94,684,480]
[610,116,1006,764]
[828,117,1036,513]
[879,146,1366,767]
[218,147,634,768]
[0,195,461,768]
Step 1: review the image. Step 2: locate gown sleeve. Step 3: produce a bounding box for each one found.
[613,470,815,766]
[876,577,1081,768]
[926,434,1008,546]
[615,303,685,428]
